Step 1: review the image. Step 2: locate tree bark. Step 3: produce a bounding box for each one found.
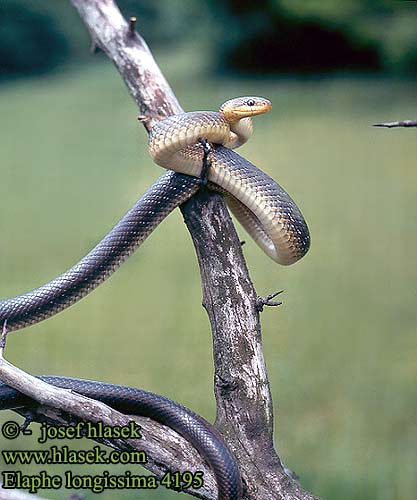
[0,1,318,499]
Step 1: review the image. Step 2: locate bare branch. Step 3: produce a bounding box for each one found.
[128,16,137,37]
[70,0,182,129]
[181,192,316,499]
[373,119,417,128]
[1,0,318,499]
[0,334,215,499]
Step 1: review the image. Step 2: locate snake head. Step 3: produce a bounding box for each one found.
[220,97,272,121]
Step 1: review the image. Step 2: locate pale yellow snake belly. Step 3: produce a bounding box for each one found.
[149,96,310,265]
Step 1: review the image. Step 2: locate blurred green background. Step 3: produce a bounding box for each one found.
[0,1,415,499]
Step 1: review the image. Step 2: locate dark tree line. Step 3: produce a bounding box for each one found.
[1,0,416,78]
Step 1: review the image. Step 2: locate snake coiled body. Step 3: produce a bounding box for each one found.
[0,376,242,500]
[0,96,309,332]
[149,97,310,265]
[0,172,200,332]
[0,97,310,500]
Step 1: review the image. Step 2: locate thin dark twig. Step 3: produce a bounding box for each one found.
[256,290,284,312]
[198,139,212,186]
[0,319,8,351]
[373,120,417,128]
[128,16,137,37]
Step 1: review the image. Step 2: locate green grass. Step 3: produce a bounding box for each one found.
[0,56,415,500]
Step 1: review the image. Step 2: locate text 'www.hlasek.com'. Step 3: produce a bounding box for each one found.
[1,420,204,494]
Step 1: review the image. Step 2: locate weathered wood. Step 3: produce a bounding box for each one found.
[70,0,182,129]
[181,190,316,499]
[0,338,215,499]
[0,0,318,498]
[373,119,417,128]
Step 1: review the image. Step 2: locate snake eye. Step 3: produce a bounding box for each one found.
[247,99,255,106]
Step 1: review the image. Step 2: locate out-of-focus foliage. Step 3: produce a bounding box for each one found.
[277,0,417,72]
[0,0,205,78]
[0,0,415,77]
[117,0,204,44]
[0,0,70,77]
[208,0,417,73]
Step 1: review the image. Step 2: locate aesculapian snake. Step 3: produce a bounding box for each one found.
[0,97,310,499]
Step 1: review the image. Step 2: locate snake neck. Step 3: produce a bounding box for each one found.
[223,117,253,149]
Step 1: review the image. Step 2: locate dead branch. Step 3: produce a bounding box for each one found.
[0,0,318,498]
[0,327,216,499]
[373,119,417,128]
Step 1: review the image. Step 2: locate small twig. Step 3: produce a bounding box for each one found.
[373,120,417,128]
[128,16,137,38]
[198,139,212,186]
[256,290,284,312]
[20,415,33,432]
[0,319,8,352]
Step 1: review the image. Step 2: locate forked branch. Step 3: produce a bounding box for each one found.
[0,1,318,499]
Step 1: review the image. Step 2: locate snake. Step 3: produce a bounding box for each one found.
[0,376,241,499]
[0,97,310,500]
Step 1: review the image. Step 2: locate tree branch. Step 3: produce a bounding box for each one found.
[70,0,182,129]
[373,119,417,128]
[0,0,318,498]
[0,331,216,499]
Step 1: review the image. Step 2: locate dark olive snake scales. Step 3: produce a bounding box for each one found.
[0,97,310,500]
